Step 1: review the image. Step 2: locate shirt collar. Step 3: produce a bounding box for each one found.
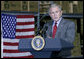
[53,17,62,25]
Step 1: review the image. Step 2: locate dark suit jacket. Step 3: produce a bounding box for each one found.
[43,18,75,58]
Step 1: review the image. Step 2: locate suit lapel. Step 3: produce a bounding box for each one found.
[55,18,65,38]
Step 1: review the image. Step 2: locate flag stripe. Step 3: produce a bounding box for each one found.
[3,49,30,53]
[3,45,18,50]
[16,24,34,29]
[16,28,34,32]
[3,39,19,42]
[16,22,34,25]
[3,52,32,57]
[16,31,34,36]
[16,15,34,18]
[3,55,34,58]
[3,42,18,46]
[17,18,34,22]
[16,35,34,39]
[3,50,20,53]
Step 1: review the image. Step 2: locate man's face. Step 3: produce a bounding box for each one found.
[49,6,62,22]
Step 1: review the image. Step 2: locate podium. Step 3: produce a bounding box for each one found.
[18,38,74,58]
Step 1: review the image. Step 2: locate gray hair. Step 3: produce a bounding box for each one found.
[48,4,62,13]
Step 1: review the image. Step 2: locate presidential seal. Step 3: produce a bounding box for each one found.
[31,36,45,51]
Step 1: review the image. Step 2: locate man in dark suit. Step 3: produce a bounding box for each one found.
[43,4,75,58]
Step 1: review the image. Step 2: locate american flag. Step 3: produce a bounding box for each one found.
[1,14,35,58]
